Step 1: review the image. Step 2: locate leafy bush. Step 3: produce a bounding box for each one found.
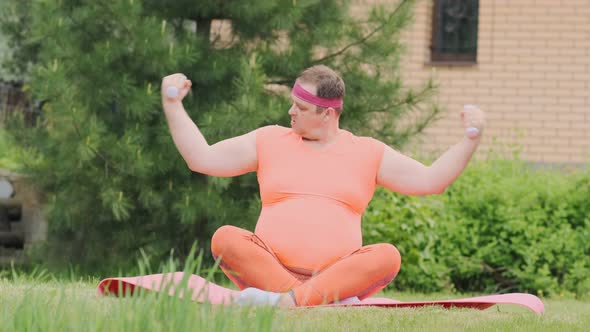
[0,128,21,170]
[363,189,449,292]
[363,159,590,298]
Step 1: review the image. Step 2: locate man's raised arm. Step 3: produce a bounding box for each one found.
[377,105,486,195]
[161,73,257,177]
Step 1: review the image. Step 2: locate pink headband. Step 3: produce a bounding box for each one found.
[292,82,343,108]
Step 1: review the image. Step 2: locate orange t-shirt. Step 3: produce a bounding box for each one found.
[254,125,385,274]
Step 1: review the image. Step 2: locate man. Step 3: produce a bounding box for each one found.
[161,65,485,307]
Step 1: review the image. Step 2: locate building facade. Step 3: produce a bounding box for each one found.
[356,0,589,164]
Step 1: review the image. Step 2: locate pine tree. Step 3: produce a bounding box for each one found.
[1,0,439,274]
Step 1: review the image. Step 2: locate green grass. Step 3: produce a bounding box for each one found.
[1,273,588,332]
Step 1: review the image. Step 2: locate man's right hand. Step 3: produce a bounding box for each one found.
[161,73,192,103]
[160,72,257,177]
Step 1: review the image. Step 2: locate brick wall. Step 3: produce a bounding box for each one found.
[352,0,590,163]
[395,0,590,163]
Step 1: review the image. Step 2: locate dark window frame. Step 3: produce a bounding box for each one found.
[430,0,480,65]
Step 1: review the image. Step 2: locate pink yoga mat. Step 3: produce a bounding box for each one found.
[97,272,544,314]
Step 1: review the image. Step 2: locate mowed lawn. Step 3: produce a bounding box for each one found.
[1,277,588,332]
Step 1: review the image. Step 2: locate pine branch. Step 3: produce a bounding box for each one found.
[94,2,135,37]
[68,106,135,178]
[312,0,411,64]
[366,85,436,114]
[265,79,293,85]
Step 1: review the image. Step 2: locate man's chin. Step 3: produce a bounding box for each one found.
[291,126,303,134]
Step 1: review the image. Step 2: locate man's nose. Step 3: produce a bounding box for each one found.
[288,105,297,115]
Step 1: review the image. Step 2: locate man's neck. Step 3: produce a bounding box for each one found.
[302,125,340,145]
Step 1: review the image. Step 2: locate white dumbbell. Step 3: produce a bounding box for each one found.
[166,86,179,99]
[463,104,480,139]
[465,127,480,138]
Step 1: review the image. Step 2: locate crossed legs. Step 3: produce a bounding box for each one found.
[211,225,401,306]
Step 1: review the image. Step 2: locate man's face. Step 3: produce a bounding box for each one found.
[288,82,326,136]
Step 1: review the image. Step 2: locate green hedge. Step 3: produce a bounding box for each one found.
[363,159,590,298]
[0,128,21,170]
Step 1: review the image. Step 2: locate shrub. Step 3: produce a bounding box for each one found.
[363,159,590,298]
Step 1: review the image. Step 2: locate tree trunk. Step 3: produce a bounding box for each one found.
[196,18,212,43]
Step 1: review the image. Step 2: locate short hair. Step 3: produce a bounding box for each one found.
[297,65,345,114]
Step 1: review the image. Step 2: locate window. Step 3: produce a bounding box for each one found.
[431,0,479,64]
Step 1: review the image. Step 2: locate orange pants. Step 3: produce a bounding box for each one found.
[211,225,401,306]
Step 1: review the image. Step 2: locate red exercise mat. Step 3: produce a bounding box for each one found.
[97,272,544,314]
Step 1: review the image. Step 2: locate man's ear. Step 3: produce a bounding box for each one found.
[325,107,334,118]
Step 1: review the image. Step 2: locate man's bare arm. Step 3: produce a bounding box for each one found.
[377,105,486,195]
[377,137,480,195]
[162,73,257,177]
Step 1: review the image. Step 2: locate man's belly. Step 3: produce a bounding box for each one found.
[254,197,362,274]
